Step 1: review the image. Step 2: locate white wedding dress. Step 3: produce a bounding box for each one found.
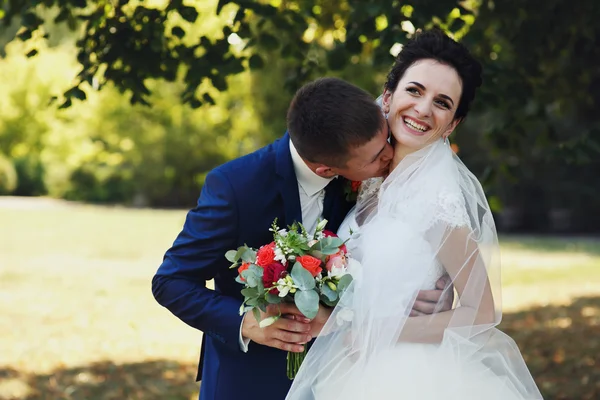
[286,140,542,400]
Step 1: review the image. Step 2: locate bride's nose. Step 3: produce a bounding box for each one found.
[413,98,432,117]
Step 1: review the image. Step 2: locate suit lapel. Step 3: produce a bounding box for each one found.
[275,133,302,227]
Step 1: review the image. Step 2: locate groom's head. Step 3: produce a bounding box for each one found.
[287,77,393,181]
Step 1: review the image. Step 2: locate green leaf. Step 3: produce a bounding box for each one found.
[241,248,256,263]
[252,307,261,323]
[322,237,344,248]
[294,290,319,319]
[216,0,232,14]
[241,287,258,298]
[320,295,336,307]
[225,250,238,263]
[291,262,315,291]
[249,264,263,276]
[320,283,338,302]
[336,274,353,297]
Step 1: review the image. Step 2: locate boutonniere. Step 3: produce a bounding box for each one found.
[344,180,361,202]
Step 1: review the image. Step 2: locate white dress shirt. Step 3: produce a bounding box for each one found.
[238,140,334,351]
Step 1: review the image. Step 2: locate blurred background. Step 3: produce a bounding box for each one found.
[0,0,599,399]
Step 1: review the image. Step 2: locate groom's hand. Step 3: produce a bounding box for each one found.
[241,303,312,352]
[411,275,454,316]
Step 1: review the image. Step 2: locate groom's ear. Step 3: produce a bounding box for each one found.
[315,165,337,178]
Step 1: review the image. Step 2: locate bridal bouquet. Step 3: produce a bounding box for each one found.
[226,218,354,379]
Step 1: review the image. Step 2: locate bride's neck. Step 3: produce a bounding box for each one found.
[389,137,442,172]
[390,140,416,172]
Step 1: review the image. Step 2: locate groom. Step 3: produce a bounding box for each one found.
[152,77,451,400]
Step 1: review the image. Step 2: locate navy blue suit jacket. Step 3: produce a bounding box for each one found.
[152,134,353,400]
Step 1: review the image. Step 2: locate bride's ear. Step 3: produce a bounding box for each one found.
[443,118,461,140]
[381,90,392,114]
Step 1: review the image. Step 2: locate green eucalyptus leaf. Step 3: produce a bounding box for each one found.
[246,274,259,288]
[252,307,261,323]
[320,295,336,307]
[225,250,238,263]
[241,287,258,298]
[294,290,319,319]
[249,264,263,276]
[336,274,354,297]
[320,283,338,302]
[291,262,315,291]
[241,248,257,263]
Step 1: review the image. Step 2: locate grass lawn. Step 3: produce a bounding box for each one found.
[1,200,599,399]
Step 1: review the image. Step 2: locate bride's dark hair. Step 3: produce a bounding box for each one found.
[385,28,483,121]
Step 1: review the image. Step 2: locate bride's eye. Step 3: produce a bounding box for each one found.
[435,99,451,109]
[406,87,420,95]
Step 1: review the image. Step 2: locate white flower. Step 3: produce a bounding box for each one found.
[259,316,279,328]
[336,308,354,326]
[327,264,348,279]
[274,247,287,264]
[277,229,288,237]
[276,276,297,297]
[346,257,362,278]
[316,219,328,232]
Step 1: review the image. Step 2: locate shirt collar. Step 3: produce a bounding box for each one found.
[289,139,334,197]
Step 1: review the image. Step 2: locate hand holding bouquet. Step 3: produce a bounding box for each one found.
[226,218,354,379]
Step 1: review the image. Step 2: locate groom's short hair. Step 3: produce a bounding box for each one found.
[287,77,384,167]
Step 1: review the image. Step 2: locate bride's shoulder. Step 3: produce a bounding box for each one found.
[434,183,470,228]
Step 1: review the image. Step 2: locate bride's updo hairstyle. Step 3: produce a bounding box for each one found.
[385,28,483,122]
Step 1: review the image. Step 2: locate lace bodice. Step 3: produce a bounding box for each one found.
[337,143,471,290]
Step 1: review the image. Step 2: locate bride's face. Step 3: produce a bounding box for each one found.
[382,59,462,151]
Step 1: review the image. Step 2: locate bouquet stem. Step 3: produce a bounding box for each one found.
[286,346,308,380]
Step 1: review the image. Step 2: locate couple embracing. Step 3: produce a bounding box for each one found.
[152,29,543,400]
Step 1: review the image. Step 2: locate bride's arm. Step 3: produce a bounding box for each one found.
[398,226,497,343]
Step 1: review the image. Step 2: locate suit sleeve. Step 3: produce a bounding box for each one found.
[152,168,243,352]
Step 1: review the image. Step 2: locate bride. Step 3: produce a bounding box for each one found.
[286,29,542,399]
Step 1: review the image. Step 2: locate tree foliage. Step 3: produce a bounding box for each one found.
[1,0,470,108]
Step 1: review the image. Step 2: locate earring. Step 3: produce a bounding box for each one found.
[443,137,449,145]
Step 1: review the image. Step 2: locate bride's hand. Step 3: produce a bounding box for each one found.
[411,275,454,316]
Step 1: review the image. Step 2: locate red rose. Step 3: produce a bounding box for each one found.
[351,181,361,192]
[256,242,276,267]
[323,230,347,255]
[262,262,287,294]
[296,255,323,277]
[238,262,251,281]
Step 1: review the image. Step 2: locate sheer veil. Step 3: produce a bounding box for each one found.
[286,139,542,399]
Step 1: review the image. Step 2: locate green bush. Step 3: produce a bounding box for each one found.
[0,154,18,195]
